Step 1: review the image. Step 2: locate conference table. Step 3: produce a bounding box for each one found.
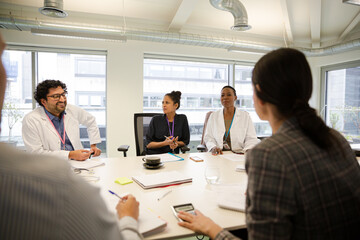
[90,152,248,240]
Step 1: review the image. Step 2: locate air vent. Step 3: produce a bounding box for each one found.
[39,0,68,18]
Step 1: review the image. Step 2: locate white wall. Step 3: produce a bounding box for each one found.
[2,29,360,156]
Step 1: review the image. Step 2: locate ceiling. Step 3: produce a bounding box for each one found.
[0,0,360,54]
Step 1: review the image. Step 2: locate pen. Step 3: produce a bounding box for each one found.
[108,190,123,200]
[164,135,174,141]
[157,190,172,201]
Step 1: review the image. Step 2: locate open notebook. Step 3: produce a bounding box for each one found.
[132,171,192,189]
[104,194,167,237]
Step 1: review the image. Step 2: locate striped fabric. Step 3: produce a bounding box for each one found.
[0,143,142,240]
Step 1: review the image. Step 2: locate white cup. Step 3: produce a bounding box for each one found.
[205,166,220,184]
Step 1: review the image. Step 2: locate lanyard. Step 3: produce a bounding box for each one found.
[224,108,236,141]
[166,115,175,138]
[45,114,66,150]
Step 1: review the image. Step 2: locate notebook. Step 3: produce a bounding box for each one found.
[145,153,184,162]
[214,184,247,212]
[104,194,167,236]
[69,159,105,169]
[132,171,192,189]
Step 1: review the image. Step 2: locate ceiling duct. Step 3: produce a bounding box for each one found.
[209,0,251,31]
[343,0,360,6]
[39,0,68,18]
[0,15,360,56]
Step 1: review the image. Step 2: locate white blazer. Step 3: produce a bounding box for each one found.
[204,108,259,152]
[22,104,101,160]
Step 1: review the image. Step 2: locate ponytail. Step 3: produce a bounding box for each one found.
[292,101,332,149]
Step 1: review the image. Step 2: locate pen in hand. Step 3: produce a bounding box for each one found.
[157,190,172,201]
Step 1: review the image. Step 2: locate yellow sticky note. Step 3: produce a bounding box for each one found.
[115,177,133,185]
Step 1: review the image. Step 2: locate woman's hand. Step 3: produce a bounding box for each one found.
[211,147,223,155]
[169,136,179,150]
[116,194,140,220]
[177,210,223,239]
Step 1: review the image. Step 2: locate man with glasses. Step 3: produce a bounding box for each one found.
[22,80,102,161]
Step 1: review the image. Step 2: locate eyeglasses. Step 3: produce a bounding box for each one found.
[47,92,67,100]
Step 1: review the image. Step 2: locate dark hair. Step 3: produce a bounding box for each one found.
[221,86,236,96]
[34,80,67,106]
[165,91,182,110]
[252,48,333,149]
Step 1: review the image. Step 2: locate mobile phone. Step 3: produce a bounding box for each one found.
[171,203,196,222]
[189,156,204,162]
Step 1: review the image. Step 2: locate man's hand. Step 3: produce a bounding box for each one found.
[178,210,223,239]
[90,144,101,157]
[68,149,91,161]
[211,147,223,156]
[116,194,140,220]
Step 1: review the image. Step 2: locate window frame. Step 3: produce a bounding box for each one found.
[320,59,360,121]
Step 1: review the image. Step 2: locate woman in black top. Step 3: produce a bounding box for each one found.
[145,91,190,154]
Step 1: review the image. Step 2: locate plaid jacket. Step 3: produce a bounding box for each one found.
[215,118,360,240]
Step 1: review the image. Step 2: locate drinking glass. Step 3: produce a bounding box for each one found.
[205,166,220,184]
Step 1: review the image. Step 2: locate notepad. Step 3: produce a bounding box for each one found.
[214,184,247,212]
[104,194,167,236]
[69,159,105,169]
[145,153,184,162]
[132,171,192,189]
[115,177,133,185]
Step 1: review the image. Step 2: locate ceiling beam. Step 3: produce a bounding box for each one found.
[280,0,294,45]
[168,0,198,32]
[309,0,322,48]
[339,11,360,40]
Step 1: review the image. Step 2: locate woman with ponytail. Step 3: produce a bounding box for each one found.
[146,91,190,154]
[177,48,360,240]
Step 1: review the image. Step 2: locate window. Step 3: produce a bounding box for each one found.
[322,61,360,143]
[234,65,271,137]
[1,50,107,154]
[1,50,32,145]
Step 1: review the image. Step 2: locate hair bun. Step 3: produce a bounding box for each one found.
[172,91,182,99]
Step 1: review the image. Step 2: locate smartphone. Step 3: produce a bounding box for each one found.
[189,156,204,162]
[171,203,196,222]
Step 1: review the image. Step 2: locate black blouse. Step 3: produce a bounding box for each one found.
[145,114,190,154]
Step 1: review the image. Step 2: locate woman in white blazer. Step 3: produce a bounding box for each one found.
[204,86,259,155]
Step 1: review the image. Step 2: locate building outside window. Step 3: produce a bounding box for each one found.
[234,65,271,137]
[322,61,360,144]
[1,50,107,154]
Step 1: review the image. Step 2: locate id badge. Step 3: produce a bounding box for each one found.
[223,141,230,150]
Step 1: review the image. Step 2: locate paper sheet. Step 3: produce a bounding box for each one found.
[220,153,246,162]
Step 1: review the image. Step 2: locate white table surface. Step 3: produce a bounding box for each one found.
[91,152,247,240]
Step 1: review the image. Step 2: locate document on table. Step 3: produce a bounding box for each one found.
[214,184,247,212]
[145,153,184,162]
[104,194,167,236]
[132,170,192,189]
[220,153,245,162]
[69,159,105,169]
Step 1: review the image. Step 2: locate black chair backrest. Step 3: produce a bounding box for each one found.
[134,113,163,156]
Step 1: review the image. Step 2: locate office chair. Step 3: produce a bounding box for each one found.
[118,113,190,157]
[197,111,213,152]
